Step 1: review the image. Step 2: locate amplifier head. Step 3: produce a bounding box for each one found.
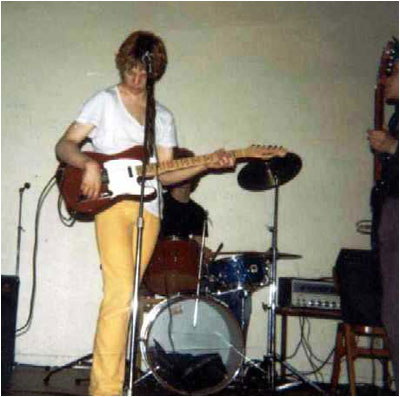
[278,277,340,310]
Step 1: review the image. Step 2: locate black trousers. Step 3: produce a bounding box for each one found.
[379,197,399,392]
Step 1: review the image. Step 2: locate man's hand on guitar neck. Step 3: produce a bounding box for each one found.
[367,129,398,155]
[206,148,236,170]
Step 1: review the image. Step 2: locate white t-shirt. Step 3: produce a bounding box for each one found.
[76,85,178,217]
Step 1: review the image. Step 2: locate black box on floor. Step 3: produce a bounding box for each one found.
[1,275,20,392]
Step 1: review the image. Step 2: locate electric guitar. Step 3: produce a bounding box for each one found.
[57,144,288,215]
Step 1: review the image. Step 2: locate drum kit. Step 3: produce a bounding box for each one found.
[135,153,327,395]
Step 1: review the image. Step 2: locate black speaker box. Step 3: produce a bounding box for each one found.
[1,275,20,393]
[335,249,382,326]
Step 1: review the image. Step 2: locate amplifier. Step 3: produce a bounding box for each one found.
[278,277,340,310]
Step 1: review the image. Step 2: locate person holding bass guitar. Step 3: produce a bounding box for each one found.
[367,39,398,392]
[55,30,286,396]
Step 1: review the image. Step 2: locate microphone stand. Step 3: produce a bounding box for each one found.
[16,183,30,277]
[125,59,155,397]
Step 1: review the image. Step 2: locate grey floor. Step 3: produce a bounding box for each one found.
[6,364,90,396]
[3,363,396,396]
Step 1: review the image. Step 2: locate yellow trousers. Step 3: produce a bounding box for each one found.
[89,201,160,396]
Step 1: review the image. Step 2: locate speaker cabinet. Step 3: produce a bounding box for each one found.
[335,249,382,326]
[1,275,19,392]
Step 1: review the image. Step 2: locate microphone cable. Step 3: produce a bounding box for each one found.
[16,175,57,336]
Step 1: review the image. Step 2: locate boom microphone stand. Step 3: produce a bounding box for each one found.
[125,52,156,396]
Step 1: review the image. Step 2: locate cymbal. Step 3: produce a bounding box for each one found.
[264,251,302,261]
[218,251,302,260]
[238,152,302,191]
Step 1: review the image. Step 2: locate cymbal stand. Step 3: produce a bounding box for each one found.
[263,169,279,389]
[263,169,325,395]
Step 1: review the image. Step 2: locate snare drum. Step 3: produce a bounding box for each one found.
[140,295,244,395]
[207,253,269,292]
[143,237,200,295]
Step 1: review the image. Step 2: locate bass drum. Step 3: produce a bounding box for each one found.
[140,295,244,395]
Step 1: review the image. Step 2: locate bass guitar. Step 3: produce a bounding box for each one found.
[370,39,397,248]
[57,144,288,216]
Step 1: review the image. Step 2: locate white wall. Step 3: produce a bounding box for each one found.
[2,1,398,384]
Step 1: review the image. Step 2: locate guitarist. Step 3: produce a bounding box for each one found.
[55,30,235,396]
[367,45,398,392]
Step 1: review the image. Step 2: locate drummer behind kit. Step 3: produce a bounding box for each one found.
[137,152,328,395]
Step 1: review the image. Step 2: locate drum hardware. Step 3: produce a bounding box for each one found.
[193,214,208,327]
[263,249,302,261]
[208,242,224,264]
[238,155,326,395]
[210,288,251,331]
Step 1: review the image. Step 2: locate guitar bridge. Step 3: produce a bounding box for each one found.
[100,190,113,198]
[78,190,112,202]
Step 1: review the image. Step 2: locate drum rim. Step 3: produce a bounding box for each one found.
[212,253,267,263]
[160,235,198,242]
[140,294,245,395]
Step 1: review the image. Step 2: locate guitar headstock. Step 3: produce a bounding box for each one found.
[377,38,398,86]
[245,145,288,160]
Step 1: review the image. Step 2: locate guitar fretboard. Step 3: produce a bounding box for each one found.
[137,149,249,177]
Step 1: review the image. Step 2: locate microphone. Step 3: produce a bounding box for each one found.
[141,51,153,75]
[19,182,31,192]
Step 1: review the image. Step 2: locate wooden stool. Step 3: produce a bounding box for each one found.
[330,322,391,395]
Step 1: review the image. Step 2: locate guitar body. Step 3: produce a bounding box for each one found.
[56,146,157,216]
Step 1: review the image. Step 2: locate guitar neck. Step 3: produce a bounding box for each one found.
[137,148,249,177]
[373,84,385,182]
[374,84,385,130]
